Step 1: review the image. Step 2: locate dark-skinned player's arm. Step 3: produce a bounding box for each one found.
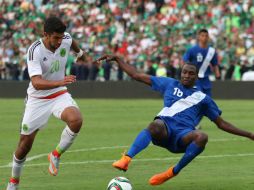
[213,116,254,140]
[97,54,151,85]
[214,65,221,79]
[31,75,76,90]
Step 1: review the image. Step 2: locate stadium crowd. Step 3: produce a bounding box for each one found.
[0,0,254,81]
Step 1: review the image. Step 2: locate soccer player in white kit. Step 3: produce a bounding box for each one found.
[7,17,88,190]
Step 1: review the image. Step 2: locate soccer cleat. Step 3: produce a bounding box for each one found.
[6,182,19,190]
[48,152,60,176]
[112,154,132,172]
[149,166,177,186]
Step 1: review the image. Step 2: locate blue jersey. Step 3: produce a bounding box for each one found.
[183,45,218,95]
[151,76,222,130]
[183,45,218,78]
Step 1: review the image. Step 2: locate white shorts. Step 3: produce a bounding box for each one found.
[21,93,79,135]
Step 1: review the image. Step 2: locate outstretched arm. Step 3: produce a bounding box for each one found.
[98,55,152,85]
[214,116,254,140]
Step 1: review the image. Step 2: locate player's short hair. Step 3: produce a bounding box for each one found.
[198,28,209,35]
[44,17,66,34]
[182,62,199,74]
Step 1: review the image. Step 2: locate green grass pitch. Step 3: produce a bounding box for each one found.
[0,99,254,190]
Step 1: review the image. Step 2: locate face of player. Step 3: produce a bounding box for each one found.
[180,64,197,88]
[45,32,64,51]
[198,32,209,46]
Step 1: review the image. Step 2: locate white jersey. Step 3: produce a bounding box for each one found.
[26,32,72,98]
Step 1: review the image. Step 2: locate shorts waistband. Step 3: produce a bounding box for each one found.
[37,90,68,99]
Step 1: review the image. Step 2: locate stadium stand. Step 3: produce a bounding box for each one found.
[0,0,253,81]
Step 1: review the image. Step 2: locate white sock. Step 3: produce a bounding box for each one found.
[11,155,26,180]
[55,126,78,155]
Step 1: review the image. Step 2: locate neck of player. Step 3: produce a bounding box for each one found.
[199,42,208,49]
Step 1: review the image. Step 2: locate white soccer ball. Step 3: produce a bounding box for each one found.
[107,176,132,190]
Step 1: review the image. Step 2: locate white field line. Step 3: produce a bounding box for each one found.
[1,153,254,169]
[25,145,128,162]
[0,138,247,169]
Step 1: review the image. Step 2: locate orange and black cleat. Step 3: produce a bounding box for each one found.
[112,154,132,172]
[149,166,177,186]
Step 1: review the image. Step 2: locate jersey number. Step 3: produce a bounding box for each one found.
[173,88,183,97]
[50,60,60,73]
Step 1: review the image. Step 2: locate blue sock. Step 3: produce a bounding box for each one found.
[127,129,152,158]
[173,142,204,174]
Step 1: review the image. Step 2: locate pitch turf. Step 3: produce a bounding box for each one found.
[0,99,254,190]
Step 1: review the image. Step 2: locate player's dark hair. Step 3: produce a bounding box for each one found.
[198,28,208,34]
[182,62,199,74]
[44,17,66,34]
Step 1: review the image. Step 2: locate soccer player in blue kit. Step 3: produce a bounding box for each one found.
[97,54,254,186]
[183,29,220,96]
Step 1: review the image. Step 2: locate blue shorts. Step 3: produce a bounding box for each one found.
[151,117,193,153]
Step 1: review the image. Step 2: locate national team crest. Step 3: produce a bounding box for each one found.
[197,53,203,62]
[22,124,29,132]
[60,48,66,57]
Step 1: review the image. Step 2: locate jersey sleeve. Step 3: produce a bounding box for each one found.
[63,32,73,47]
[27,44,42,77]
[210,50,218,66]
[203,97,222,121]
[151,76,174,94]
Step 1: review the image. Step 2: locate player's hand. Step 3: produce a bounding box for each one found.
[215,73,221,80]
[216,76,221,80]
[62,75,76,85]
[92,59,102,68]
[248,133,254,140]
[97,54,118,62]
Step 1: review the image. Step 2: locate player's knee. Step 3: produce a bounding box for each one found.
[64,108,83,125]
[195,133,208,146]
[62,107,83,128]
[147,121,167,140]
[69,116,83,128]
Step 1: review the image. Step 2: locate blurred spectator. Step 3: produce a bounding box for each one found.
[242,66,254,81]
[0,0,253,81]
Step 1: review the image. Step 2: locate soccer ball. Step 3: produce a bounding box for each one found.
[107,177,132,190]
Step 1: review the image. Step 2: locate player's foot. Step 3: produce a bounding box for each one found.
[112,153,132,172]
[6,178,19,190]
[149,166,177,186]
[48,152,60,176]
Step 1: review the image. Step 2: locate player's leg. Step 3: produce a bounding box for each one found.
[7,97,51,189]
[149,130,208,185]
[173,130,207,174]
[112,119,167,171]
[7,131,37,190]
[7,132,38,190]
[48,94,82,176]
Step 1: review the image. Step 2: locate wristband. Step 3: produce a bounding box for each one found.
[76,49,84,59]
